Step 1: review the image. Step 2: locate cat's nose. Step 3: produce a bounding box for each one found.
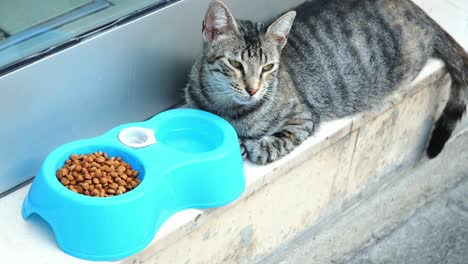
[245,80,259,96]
[246,86,259,96]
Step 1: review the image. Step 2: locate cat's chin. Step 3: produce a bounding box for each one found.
[233,96,260,106]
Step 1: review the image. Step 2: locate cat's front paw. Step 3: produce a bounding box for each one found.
[241,138,273,165]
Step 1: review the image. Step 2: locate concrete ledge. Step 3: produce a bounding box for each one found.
[0,59,452,264]
[124,59,450,263]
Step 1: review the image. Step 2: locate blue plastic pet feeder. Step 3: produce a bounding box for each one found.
[22,109,245,261]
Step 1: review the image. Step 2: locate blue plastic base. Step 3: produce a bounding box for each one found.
[22,109,245,261]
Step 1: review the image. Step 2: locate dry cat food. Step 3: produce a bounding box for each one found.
[56,151,141,197]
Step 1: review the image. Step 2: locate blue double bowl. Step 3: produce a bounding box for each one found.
[22,109,245,261]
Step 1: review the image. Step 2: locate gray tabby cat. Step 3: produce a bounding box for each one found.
[185,0,468,164]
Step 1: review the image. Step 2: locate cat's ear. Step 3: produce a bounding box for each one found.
[202,1,239,44]
[266,11,296,49]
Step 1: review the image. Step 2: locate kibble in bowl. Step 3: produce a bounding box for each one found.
[56,151,141,197]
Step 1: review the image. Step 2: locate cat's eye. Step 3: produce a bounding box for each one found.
[262,64,275,72]
[228,59,243,70]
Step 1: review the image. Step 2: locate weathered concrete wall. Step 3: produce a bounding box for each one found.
[412,0,468,49]
[262,127,468,264]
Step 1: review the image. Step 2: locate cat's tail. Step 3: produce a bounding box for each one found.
[425,13,468,158]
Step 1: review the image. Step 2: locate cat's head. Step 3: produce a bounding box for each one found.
[200,0,296,106]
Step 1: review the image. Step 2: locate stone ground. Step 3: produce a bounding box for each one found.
[346,179,468,264]
[261,120,468,264]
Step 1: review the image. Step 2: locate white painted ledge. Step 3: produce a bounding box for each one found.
[0,59,446,264]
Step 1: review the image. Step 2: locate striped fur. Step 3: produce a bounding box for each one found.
[185,0,468,164]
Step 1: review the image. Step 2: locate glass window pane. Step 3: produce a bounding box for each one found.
[0,0,170,71]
